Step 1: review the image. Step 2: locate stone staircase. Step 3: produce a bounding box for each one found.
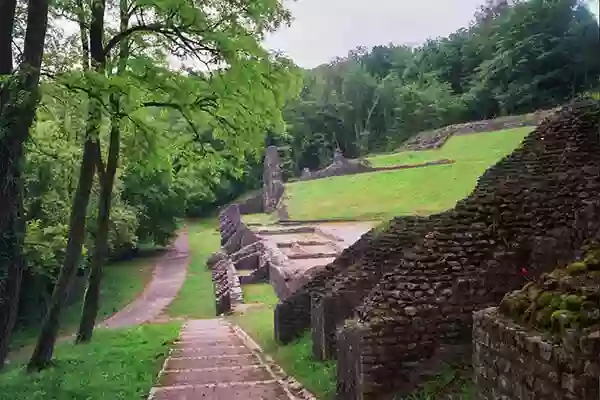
[148,319,302,400]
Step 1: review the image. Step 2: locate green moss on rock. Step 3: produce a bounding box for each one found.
[499,247,600,337]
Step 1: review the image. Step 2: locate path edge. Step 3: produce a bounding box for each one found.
[231,323,317,400]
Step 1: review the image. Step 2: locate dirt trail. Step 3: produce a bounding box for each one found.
[99,230,189,329]
[149,319,301,400]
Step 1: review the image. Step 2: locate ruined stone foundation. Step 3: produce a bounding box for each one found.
[333,100,600,399]
[275,100,600,399]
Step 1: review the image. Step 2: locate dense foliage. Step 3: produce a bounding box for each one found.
[3,0,301,352]
[281,0,600,175]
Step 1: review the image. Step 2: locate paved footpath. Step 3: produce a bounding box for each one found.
[148,319,299,400]
[100,230,189,329]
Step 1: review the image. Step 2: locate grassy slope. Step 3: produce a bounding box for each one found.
[166,220,220,319]
[368,127,531,167]
[10,256,157,353]
[0,323,180,400]
[231,284,336,399]
[242,213,278,226]
[286,127,531,221]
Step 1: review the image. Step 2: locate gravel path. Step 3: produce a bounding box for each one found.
[148,319,300,400]
[99,230,189,329]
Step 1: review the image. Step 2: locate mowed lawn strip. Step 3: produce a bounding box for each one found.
[231,283,336,399]
[166,220,219,318]
[286,127,531,221]
[0,322,181,400]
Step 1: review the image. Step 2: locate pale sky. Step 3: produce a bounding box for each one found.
[264,0,600,68]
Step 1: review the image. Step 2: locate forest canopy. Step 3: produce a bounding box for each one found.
[277,0,600,176]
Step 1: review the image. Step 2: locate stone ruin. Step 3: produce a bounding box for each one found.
[297,148,374,181]
[403,108,558,151]
[273,99,600,399]
[474,205,600,400]
[230,145,286,216]
[296,147,455,183]
[207,204,270,314]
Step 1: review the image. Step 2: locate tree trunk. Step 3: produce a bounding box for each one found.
[27,0,107,368]
[0,0,49,370]
[75,0,127,343]
[75,110,119,343]
[26,133,98,371]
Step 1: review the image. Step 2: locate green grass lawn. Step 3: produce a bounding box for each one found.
[286,127,531,221]
[0,322,180,400]
[10,255,158,354]
[242,213,278,226]
[166,220,219,318]
[367,127,531,167]
[231,284,336,399]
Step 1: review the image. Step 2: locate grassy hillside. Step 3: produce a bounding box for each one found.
[285,127,531,221]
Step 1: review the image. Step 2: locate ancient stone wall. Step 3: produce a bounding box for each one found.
[403,108,557,151]
[337,102,600,399]
[298,148,374,181]
[311,215,436,360]
[473,237,600,399]
[208,205,265,314]
[274,229,376,344]
[297,159,455,182]
[327,100,600,399]
[473,308,600,400]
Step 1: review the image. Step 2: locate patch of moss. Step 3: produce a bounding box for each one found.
[566,261,587,275]
[563,294,583,311]
[536,292,554,307]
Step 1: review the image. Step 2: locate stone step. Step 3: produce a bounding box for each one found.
[174,336,245,348]
[150,381,289,400]
[158,365,273,386]
[165,354,260,370]
[184,320,230,330]
[170,345,252,358]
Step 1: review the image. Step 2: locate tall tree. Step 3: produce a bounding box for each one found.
[0,0,50,369]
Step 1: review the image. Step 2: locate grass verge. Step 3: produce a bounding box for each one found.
[10,255,158,355]
[166,220,219,318]
[0,322,180,400]
[231,283,336,399]
[286,127,531,221]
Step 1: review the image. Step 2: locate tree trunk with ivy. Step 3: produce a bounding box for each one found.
[0,0,50,370]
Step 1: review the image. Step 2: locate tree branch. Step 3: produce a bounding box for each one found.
[103,23,164,58]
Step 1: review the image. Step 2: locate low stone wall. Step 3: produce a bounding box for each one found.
[274,230,376,344]
[311,215,435,360]
[473,308,600,400]
[208,252,232,315]
[296,159,455,182]
[208,204,265,314]
[402,108,557,151]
